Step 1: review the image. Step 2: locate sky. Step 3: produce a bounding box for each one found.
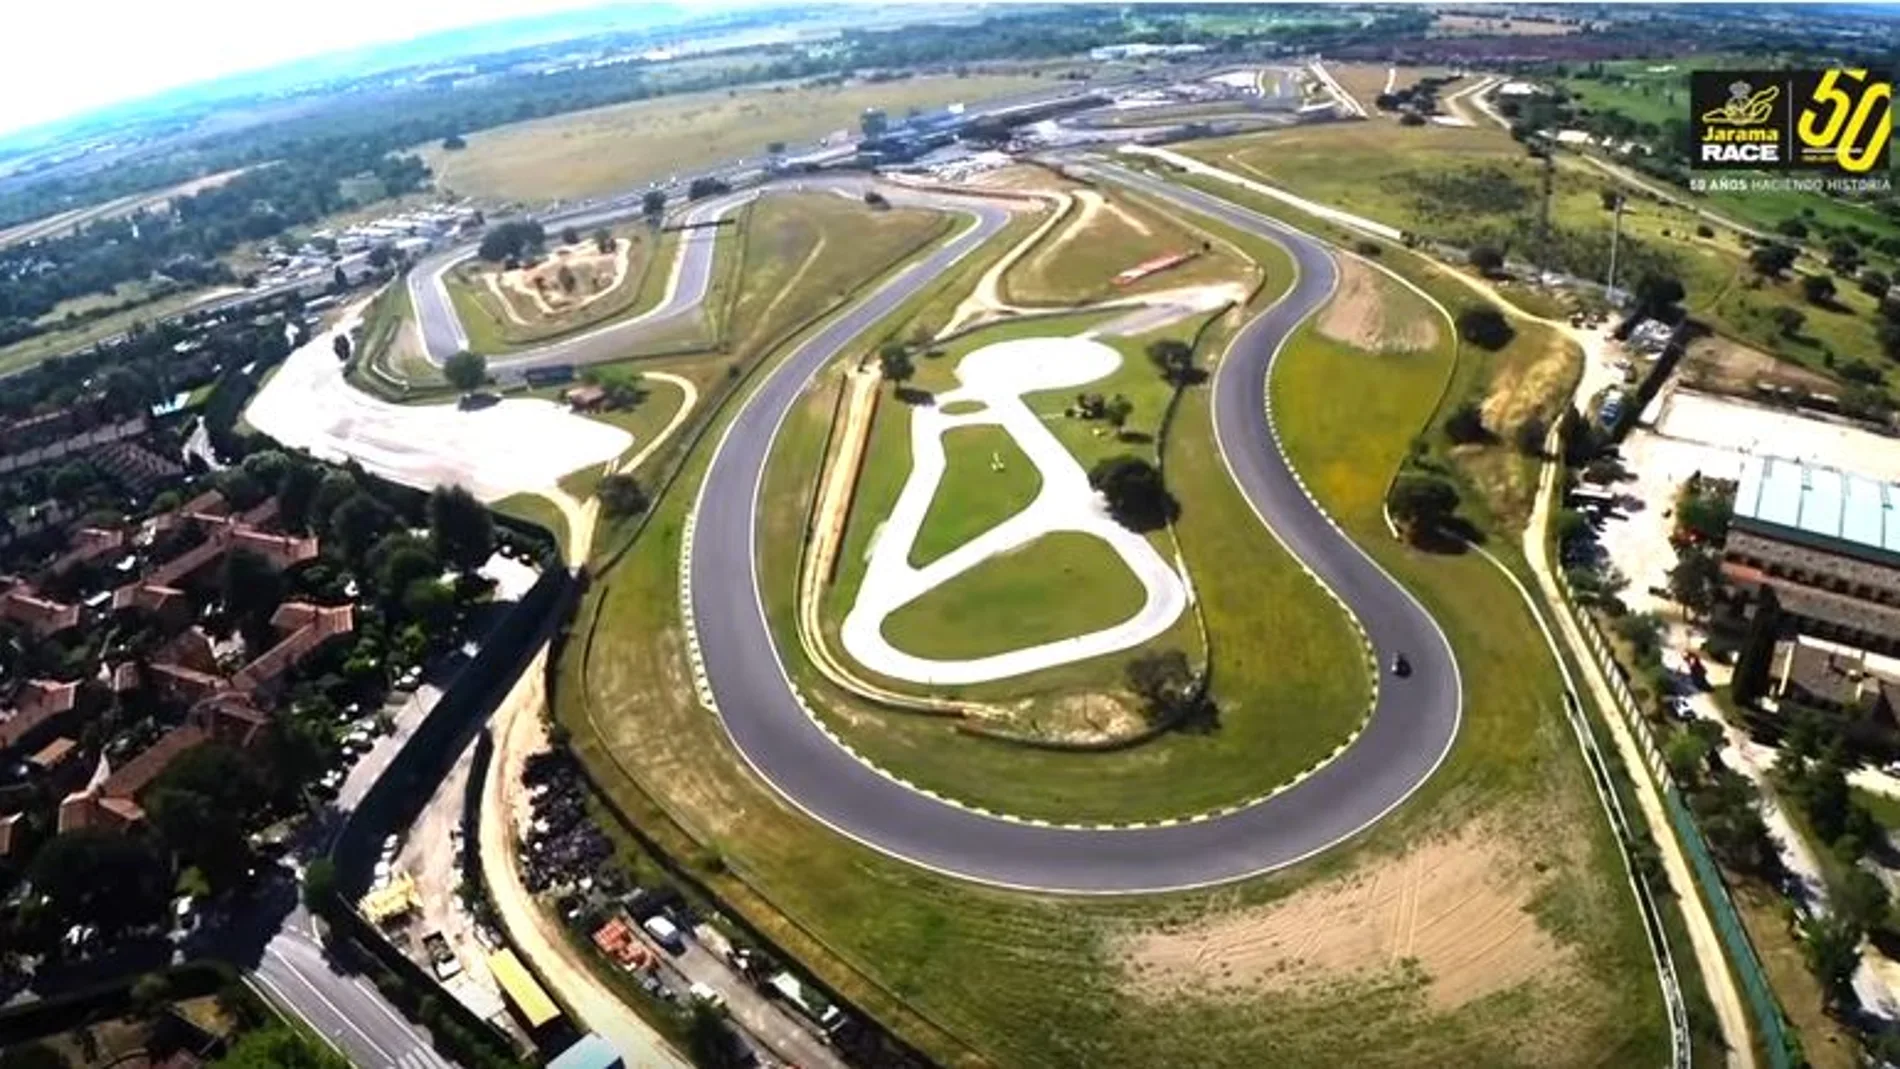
[1,0,636,137]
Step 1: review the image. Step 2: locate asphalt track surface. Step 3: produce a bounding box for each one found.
[686,160,1462,894]
[408,185,760,372]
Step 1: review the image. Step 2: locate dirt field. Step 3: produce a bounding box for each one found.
[1121,823,1576,1015]
[421,74,1047,203]
[1318,257,1441,353]
[475,234,633,323]
[1680,332,1837,397]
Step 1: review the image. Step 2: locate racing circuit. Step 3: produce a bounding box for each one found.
[322,160,1462,895]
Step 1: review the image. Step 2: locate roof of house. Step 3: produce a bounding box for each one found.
[1734,455,1900,565]
[0,584,80,636]
[232,603,353,693]
[0,680,80,751]
[1775,640,1900,711]
[99,724,210,801]
[28,736,77,770]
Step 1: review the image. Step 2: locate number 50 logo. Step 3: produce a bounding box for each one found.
[1796,68,1892,173]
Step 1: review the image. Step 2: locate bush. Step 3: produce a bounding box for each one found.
[1695,223,1714,239]
[1455,305,1515,350]
[1088,455,1178,532]
[1442,401,1490,444]
[1468,245,1506,276]
[1801,273,1837,305]
[1353,239,1382,258]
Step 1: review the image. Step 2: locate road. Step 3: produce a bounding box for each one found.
[253,923,457,1069]
[684,159,1461,894]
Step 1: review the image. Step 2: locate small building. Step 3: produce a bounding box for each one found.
[563,384,607,412]
[548,1034,623,1069]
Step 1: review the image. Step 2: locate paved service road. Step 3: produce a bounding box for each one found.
[687,160,1462,894]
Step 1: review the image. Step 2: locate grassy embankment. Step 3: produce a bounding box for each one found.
[1184,120,1900,403]
[443,225,678,355]
[555,180,1675,1066]
[419,74,1049,204]
[1001,176,1249,307]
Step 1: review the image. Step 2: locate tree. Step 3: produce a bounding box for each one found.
[29,829,170,936]
[1456,305,1514,351]
[1769,305,1805,338]
[429,484,496,572]
[766,140,787,155]
[1125,649,1200,728]
[1088,455,1178,532]
[877,341,914,389]
[371,535,441,601]
[443,350,487,392]
[1799,912,1862,1012]
[1388,473,1459,542]
[561,226,580,247]
[476,220,545,262]
[1668,547,1721,617]
[863,190,889,209]
[641,189,666,222]
[332,334,351,362]
[329,492,395,564]
[1749,242,1798,277]
[277,462,322,534]
[441,134,467,151]
[1664,729,1715,781]
[331,266,348,292]
[599,474,649,517]
[556,264,577,294]
[1147,338,1197,387]
[1731,586,1781,706]
[401,578,455,629]
[366,244,394,270]
[1469,245,1506,276]
[1598,189,1623,212]
[1442,401,1490,444]
[1801,273,1837,306]
[50,461,95,501]
[1633,273,1685,317]
[1834,864,1891,933]
[688,176,730,201]
[593,227,614,254]
[214,1024,351,1069]
[1514,414,1547,457]
[302,857,337,913]
[686,1004,747,1069]
[309,471,359,531]
[1861,269,1892,299]
[221,548,286,627]
[1102,394,1134,434]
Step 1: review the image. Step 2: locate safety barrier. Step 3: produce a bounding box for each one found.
[1553,568,1795,1067]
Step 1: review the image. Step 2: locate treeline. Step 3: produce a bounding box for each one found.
[0,148,426,330]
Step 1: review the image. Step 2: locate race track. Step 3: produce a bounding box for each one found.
[406,161,1461,893]
[686,160,1462,894]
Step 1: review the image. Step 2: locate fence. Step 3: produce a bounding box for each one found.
[1553,568,1795,1067]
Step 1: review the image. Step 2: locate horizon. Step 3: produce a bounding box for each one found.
[0,0,714,142]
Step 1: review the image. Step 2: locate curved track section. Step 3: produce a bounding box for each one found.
[408,180,859,374]
[689,165,1461,894]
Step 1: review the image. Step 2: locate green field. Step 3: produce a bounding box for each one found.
[1003,182,1249,307]
[909,423,1041,567]
[1183,120,1898,404]
[0,286,226,376]
[492,492,569,559]
[883,532,1144,660]
[420,73,1050,204]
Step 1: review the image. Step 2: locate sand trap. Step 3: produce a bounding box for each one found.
[246,297,630,501]
[840,335,1189,686]
[1318,257,1441,353]
[1117,824,1575,1014]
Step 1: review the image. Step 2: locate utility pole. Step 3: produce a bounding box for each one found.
[1605,193,1626,308]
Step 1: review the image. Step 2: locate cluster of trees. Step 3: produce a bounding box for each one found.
[1388,472,1460,544]
[444,351,488,392]
[0,150,427,327]
[1666,477,1733,618]
[476,219,545,263]
[1089,455,1176,532]
[1125,649,1214,732]
[1455,305,1514,351]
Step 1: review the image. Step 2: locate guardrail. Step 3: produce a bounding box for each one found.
[1552,564,1795,1068]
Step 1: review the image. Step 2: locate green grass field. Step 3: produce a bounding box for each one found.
[0,286,226,376]
[420,74,1049,204]
[883,532,1144,660]
[1003,183,1248,307]
[492,492,568,559]
[909,422,1041,568]
[1183,121,1898,404]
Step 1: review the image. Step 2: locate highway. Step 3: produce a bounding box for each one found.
[684,159,1462,894]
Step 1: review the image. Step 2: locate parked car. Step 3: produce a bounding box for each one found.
[643,915,687,954]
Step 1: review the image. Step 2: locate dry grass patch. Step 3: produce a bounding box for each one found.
[1480,329,1574,435]
[1119,822,1577,1016]
[1318,257,1441,353]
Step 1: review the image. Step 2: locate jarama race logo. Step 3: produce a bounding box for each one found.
[1691,68,1892,173]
